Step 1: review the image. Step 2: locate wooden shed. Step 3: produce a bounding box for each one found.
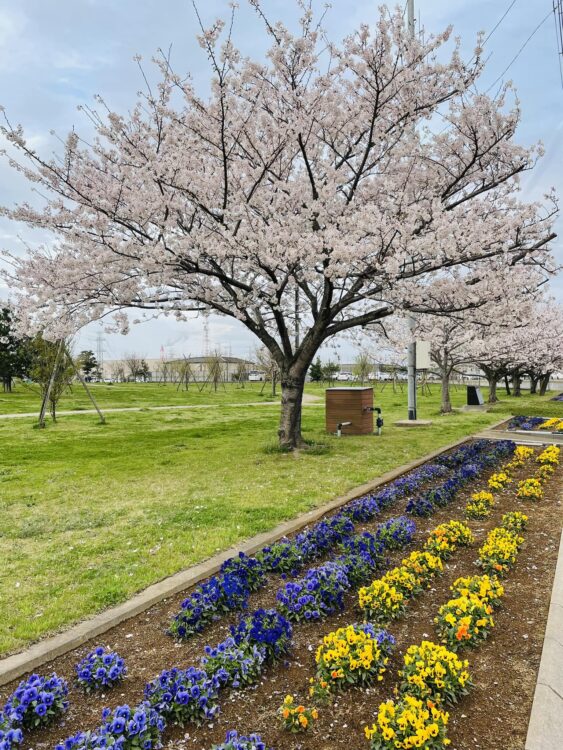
[325,387,374,435]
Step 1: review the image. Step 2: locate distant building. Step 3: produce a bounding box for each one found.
[100,355,260,383]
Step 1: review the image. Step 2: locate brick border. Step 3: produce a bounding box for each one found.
[525,529,563,750]
[0,419,509,686]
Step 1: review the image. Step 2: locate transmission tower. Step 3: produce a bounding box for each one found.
[203,313,210,356]
[95,332,105,377]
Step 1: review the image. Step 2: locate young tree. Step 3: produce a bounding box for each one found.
[1,5,556,447]
[77,349,98,378]
[137,358,151,382]
[255,346,280,396]
[110,361,126,383]
[322,360,339,386]
[0,308,32,392]
[28,336,75,421]
[124,353,143,381]
[309,358,323,383]
[234,359,249,387]
[353,351,373,386]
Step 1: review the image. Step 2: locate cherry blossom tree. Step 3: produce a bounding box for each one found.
[0,3,557,448]
[470,301,563,400]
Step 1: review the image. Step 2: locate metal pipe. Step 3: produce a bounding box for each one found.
[336,421,352,437]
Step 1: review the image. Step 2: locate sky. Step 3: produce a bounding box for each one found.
[0,0,561,363]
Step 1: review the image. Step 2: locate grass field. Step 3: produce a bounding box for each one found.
[0,381,277,414]
[1,381,561,655]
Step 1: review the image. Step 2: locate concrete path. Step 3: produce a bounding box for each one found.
[475,428,563,446]
[525,531,563,749]
[0,393,323,420]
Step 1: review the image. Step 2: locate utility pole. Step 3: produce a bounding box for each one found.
[406,0,417,421]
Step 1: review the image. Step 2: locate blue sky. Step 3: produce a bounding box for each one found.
[0,0,561,362]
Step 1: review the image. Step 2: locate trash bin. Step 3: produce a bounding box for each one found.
[326,387,374,435]
[467,385,484,406]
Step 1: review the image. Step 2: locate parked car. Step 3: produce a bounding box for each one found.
[248,370,265,382]
[337,371,353,381]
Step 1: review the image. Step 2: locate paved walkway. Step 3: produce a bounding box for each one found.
[525,531,563,749]
[0,393,323,420]
[475,428,563,446]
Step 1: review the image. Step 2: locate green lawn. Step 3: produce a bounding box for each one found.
[0,381,561,655]
[0,381,278,414]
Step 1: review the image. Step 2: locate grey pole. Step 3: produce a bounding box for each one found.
[406,0,417,421]
[407,0,415,35]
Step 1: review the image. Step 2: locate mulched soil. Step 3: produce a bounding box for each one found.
[2,443,562,750]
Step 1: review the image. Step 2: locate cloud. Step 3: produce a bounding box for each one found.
[0,8,29,71]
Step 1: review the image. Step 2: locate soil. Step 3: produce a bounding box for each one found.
[2,444,562,750]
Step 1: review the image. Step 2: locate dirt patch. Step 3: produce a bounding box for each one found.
[2,448,561,750]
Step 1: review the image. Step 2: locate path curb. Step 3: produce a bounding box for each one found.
[525,529,563,750]
[0,419,508,686]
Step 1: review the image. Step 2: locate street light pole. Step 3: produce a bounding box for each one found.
[406,0,417,421]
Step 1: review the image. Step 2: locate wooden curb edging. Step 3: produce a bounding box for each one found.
[0,419,509,687]
[525,529,563,750]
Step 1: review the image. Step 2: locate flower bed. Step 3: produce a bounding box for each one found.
[508,415,563,431]
[2,439,561,750]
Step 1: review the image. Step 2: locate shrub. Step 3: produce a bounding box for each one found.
[76,648,127,692]
[398,641,472,705]
[56,703,165,750]
[144,667,220,726]
[231,609,292,662]
[200,637,266,690]
[315,624,394,690]
[364,695,450,749]
[278,695,318,733]
[1,673,68,730]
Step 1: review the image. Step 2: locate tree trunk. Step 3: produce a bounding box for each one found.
[279,371,306,449]
[539,373,551,396]
[529,375,538,395]
[440,371,452,414]
[488,376,498,403]
[504,375,511,396]
[512,372,522,397]
[2,376,12,393]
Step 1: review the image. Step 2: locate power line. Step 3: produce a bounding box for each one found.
[482,0,518,47]
[486,8,554,93]
[554,0,563,88]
